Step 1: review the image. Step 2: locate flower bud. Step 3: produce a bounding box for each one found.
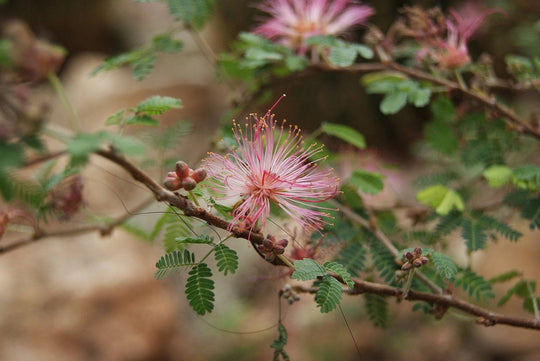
[274,245,285,254]
[277,239,288,247]
[164,177,182,191]
[191,168,207,183]
[175,161,190,179]
[262,238,274,249]
[414,247,422,257]
[405,252,414,261]
[401,262,413,271]
[413,259,424,268]
[181,177,197,191]
[419,256,429,265]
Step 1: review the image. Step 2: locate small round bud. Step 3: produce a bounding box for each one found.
[419,256,429,265]
[264,253,275,262]
[164,177,182,191]
[405,252,414,261]
[287,298,294,305]
[175,161,190,179]
[413,259,424,268]
[181,177,197,191]
[191,168,207,183]
[274,245,285,254]
[167,171,177,178]
[414,247,422,257]
[262,238,274,249]
[277,239,288,248]
[401,262,413,271]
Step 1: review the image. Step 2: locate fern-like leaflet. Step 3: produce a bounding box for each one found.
[185,263,215,315]
[335,241,366,277]
[154,249,196,280]
[315,275,343,313]
[213,244,239,275]
[364,293,388,328]
[454,270,495,302]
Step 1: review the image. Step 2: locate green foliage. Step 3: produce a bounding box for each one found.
[335,241,366,277]
[323,261,354,288]
[424,119,459,155]
[461,219,487,251]
[483,165,513,188]
[106,96,182,128]
[348,169,385,195]
[306,35,373,67]
[454,270,495,302]
[361,71,431,114]
[364,293,388,328]
[291,258,326,281]
[417,185,464,215]
[154,249,196,280]
[497,279,538,314]
[0,142,24,171]
[151,212,193,252]
[120,221,152,241]
[369,236,398,283]
[505,54,540,83]
[435,211,463,236]
[165,0,215,29]
[92,33,183,80]
[320,123,365,149]
[430,96,456,122]
[271,323,290,361]
[213,244,239,276]
[315,275,343,313]
[470,211,522,242]
[176,235,214,245]
[431,252,458,280]
[413,171,459,188]
[521,196,540,230]
[511,164,540,191]
[185,263,215,315]
[489,270,521,284]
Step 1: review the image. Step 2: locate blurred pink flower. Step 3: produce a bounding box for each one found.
[434,4,502,69]
[253,0,374,53]
[203,105,339,232]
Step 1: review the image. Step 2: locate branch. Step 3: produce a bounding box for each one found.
[315,62,540,141]
[293,277,540,330]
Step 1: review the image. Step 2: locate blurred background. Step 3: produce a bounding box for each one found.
[0,0,539,360]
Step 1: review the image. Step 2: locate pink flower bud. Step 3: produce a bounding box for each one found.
[405,252,414,261]
[262,238,274,249]
[401,262,413,271]
[191,168,207,183]
[181,177,197,191]
[413,259,424,268]
[274,245,285,254]
[164,177,182,191]
[277,239,288,247]
[414,247,422,257]
[175,161,190,179]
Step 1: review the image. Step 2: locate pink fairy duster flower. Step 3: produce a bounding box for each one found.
[253,0,374,53]
[203,100,339,232]
[434,4,502,69]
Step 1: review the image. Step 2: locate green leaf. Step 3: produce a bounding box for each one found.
[323,261,354,288]
[430,96,455,123]
[489,270,521,284]
[328,46,357,67]
[355,44,374,59]
[380,92,408,114]
[165,0,215,29]
[461,219,487,251]
[213,244,239,275]
[335,241,366,277]
[154,249,196,279]
[424,119,459,155]
[185,263,215,315]
[349,169,385,195]
[483,165,513,188]
[315,275,343,313]
[0,142,24,171]
[132,52,156,80]
[408,87,431,107]
[105,110,125,126]
[125,114,159,126]
[417,185,464,215]
[321,123,365,149]
[291,258,326,281]
[454,270,495,302]
[470,211,522,242]
[270,323,290,361]
[176,235,214,245]
[135,95,182,115]
[67,132,105,166]
[431,252,458,280]
[369,234,399,282]
[364,293,388,327]
[152,34,183,52]
[521,197,540,230]
[511,164,540,191]
[105,133,146,155]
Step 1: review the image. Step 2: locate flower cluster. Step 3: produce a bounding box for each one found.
[164,161,207,192]
[253,0,374,53]
[256,234,288,262]
[203,107,339,232]
[401,248,429,271]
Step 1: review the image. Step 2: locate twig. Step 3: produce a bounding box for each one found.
[293,278,540,330]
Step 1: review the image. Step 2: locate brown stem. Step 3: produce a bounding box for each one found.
[293,277,540,330]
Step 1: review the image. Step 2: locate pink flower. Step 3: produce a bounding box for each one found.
[253,0,374,53]
[435,4,502,69]
[203,103,339,232]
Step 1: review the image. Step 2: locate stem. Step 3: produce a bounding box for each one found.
[47,72,81,131]
[199,234,233,264]
[188,190,200,206]
[277,254,295,270]
[403,268,416,298]
[526,281,540,320]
